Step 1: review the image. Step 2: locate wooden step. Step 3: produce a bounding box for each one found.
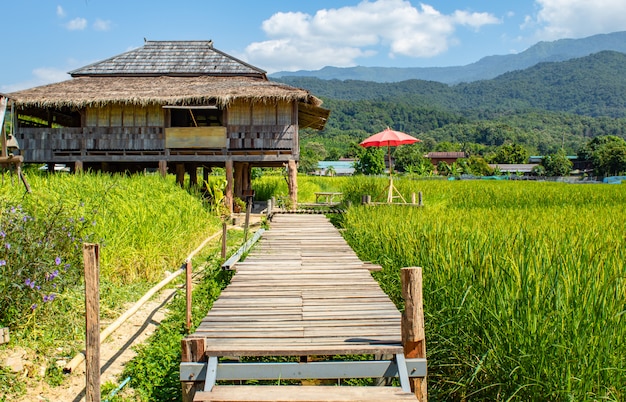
[194,386,418,401]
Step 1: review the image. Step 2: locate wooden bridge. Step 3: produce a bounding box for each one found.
[180,214,427,402]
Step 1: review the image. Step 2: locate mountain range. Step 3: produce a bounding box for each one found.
[270,31,626,84]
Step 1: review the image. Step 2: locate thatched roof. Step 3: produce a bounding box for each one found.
[9,76,322,108]
[8,40,330,130]
[70,40,266,77]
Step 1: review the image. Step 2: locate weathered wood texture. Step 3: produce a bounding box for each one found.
[84,244,101,402]
[187,214,403,358]
[194,385,417,401]
[166,127,227,149]
[402,267,427,402]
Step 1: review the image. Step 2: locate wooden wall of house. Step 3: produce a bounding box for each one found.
[85,104,164,128]
[228,100,293,125]
[227,100,296,150]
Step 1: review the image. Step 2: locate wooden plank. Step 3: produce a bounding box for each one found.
[194,386,417,401]
[165,127,227,148]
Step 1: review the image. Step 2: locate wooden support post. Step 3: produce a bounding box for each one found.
[189,164,198,188]
[411,193,416,204]
[84,243,101,402]
[418,191,423,207]
[287,159,298,210]
[176,163,185,187]
[225,160,234,214]
[221,221,227,259]
[158,160,167,178]
[202,166,210,188]
[74,160,84,174]
[401,267,427,402]
[234,162,244,199]
[181,338,206,402]
[362,195,371,205]
[186,259,192,334]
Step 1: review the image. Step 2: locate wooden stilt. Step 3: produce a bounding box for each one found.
[287,159,298,210]
[401,267,427,402]
[158,160,167,178]
[176,163,185,187]
[189,164,198,187]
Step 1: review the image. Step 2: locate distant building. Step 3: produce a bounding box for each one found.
[488,163,539,175]
[426,151,467,166]
[315,160,355,176]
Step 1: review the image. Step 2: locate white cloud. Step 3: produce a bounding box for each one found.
[93,19,112,31]
[243,0,499,72]
[56,5,66,18]
[528,0,626,40]
[65,17,87,31]
[1,68,70,93]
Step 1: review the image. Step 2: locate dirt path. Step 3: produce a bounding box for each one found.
[19,287,177,402]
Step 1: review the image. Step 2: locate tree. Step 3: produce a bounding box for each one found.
[579,135,626,177]
[486,143,529,164]
[542,149,573,176]
[457,156,494,176]
[354,147,385,175]
[393,143,427,172]
[298,142,327,173]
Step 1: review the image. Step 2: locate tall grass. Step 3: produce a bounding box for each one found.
[1,172,220,283]
[340,178,625,400]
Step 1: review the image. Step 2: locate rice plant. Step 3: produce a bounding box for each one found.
[340,178,625,401]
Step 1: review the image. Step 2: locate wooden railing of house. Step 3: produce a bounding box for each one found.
[16,125,296,162]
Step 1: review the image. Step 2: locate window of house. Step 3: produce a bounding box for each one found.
[170,107,223,127]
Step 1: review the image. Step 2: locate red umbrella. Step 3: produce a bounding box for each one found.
[359,127,421,174]
[359,127,421,148]
[359,127,421,203]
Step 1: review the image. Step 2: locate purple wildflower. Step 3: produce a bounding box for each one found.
[5,243,10,250]
[0,230,5,237]
[0,260,6,266]
[55,257,61,265]
[25,278,32,287]
[30,304,37,310]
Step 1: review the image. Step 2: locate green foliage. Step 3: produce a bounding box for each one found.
[0,201,95,328]
[353,147,386,175]
[579,135,626,176]
[299,142,327,173]
[486,143,530,164]
[340,177,626,400]
[121,235,239,401]
[542,149,573,176]
[456,156,494,176]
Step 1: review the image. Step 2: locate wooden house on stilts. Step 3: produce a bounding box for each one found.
[7,40,329,210]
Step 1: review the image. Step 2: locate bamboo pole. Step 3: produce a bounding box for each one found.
[401,267,427,402]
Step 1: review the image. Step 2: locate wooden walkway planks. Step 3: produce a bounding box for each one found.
[189,214,403,357]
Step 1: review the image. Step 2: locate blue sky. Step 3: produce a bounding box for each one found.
[3,0,626,92]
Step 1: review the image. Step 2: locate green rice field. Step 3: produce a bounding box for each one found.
[337,178,625,400]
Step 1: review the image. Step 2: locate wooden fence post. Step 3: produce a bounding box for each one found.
[401,267,427,402]
[221,221,227,259]
[84,243,101,402]
[186,259,192,333]
[181,338,206,402]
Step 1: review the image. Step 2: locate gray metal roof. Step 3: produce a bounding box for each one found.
[69,40,266,77]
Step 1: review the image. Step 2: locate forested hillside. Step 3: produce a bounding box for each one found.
[279,51,626,163]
